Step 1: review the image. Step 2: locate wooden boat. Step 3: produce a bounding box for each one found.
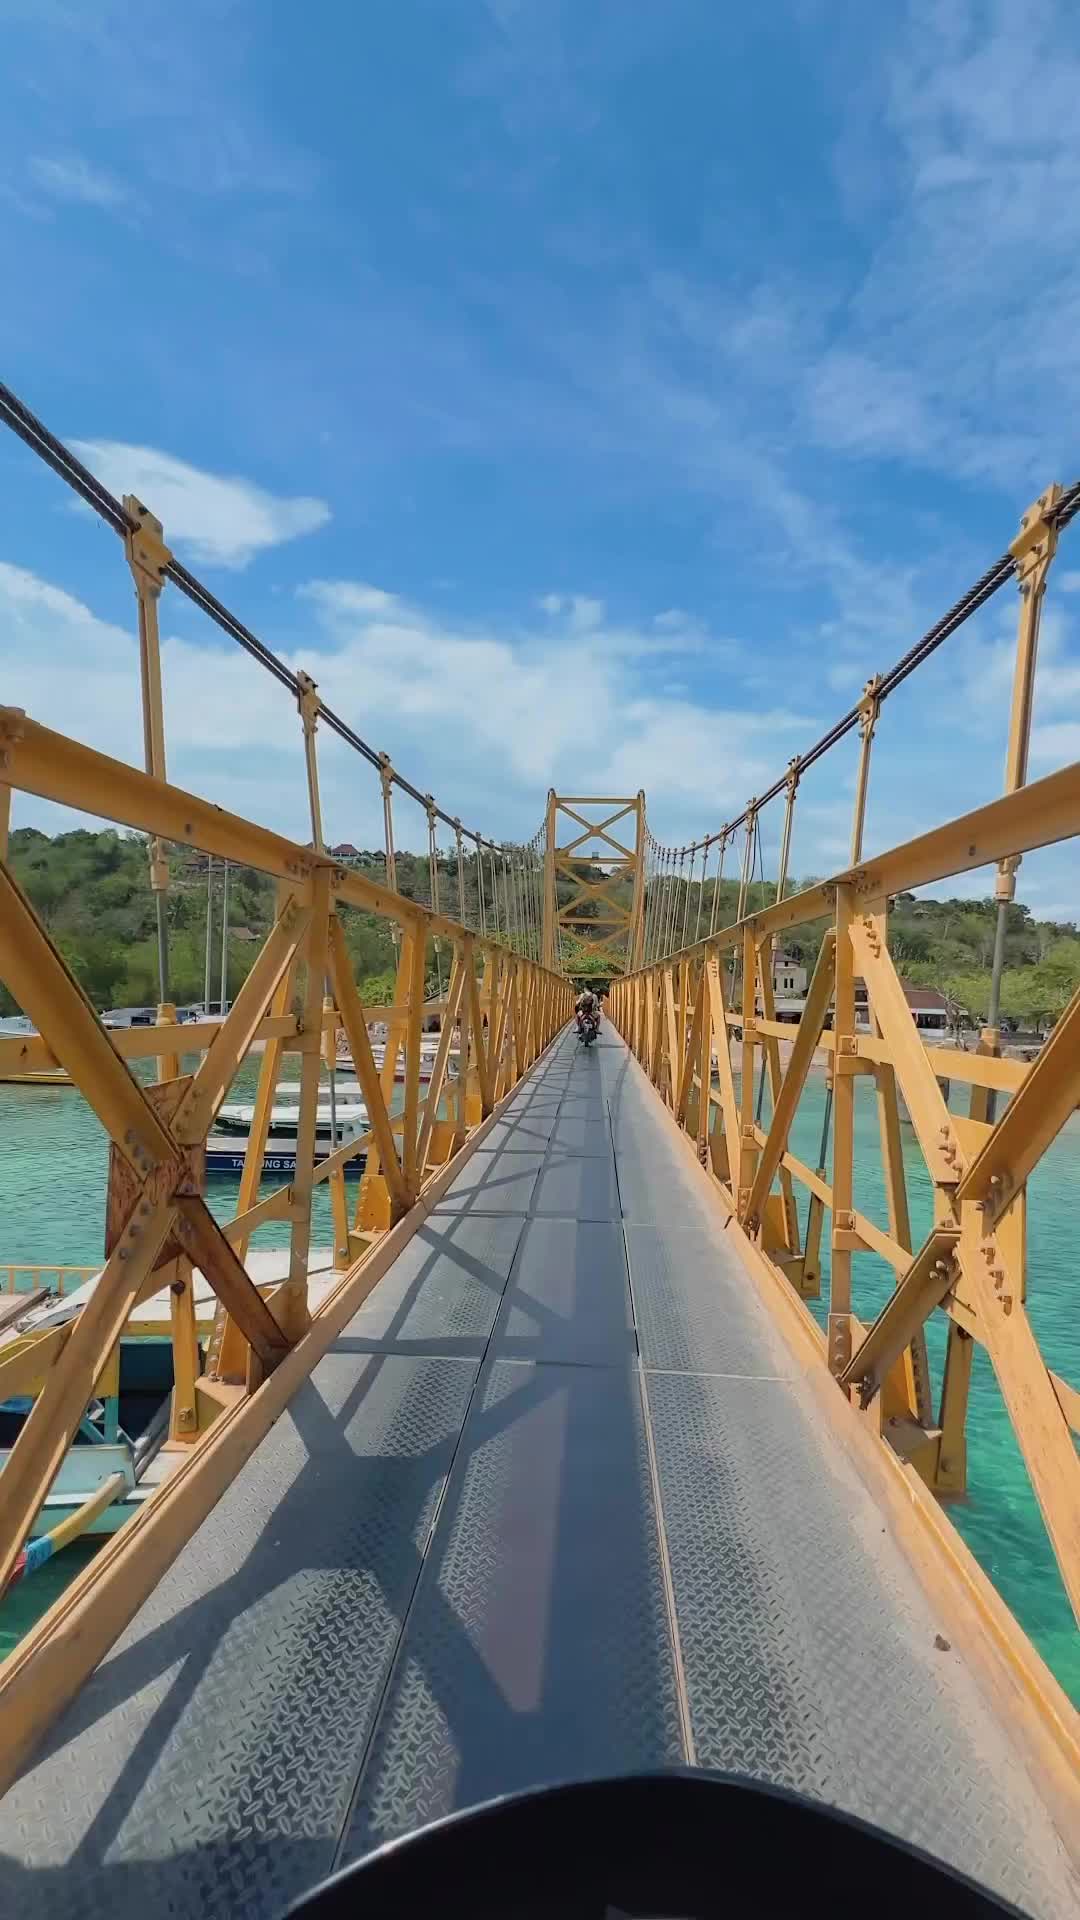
[0,1252,341,1542]
[0,1067,73,1087]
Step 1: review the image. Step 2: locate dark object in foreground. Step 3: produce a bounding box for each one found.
[288,1772,1030,1920]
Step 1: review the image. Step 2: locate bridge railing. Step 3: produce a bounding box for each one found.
[0,385,573,1778]
[0,717,572,1594]
[639,482,1080,975]
[609,758,1080,1633]
[0,720,571,1781]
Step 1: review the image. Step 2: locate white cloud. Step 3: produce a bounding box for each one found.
[1060,571,1080,595]
[28,153,130,210]
[2,561,808,855]
[5,558,1076,917]
[69,441,331,569]
[804,350,937,462]
[1030,721,1080,765]
[299,578,794,821]
[819,0,1080,488]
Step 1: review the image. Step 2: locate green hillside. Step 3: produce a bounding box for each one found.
[4,828,1078,1031]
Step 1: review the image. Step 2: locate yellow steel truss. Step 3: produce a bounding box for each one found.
[541,791,646,973]
[1,387,1079,1808]
[608,765,1080,1629]
[0,716,571,1778]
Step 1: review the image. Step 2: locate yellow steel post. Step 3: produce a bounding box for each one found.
[696,959,711,1162]
[737,925,759,1214]
[327,916,409,1220]
[212,944,295,1381]
[864,899,932,1430]
[354,928,416,1228]
[123,496,178,1080]
[936,1322,974,1495]
[295,670,349,1268]
[229,925,298,1264]
[416,949,466,1181]
[452,962,472,1141]
[736,804,756,924]
[454,819,468,927]
[629,791,647,969]
[661,848,675,960]
[705,951,739,1185]
[693,838,710,945]
[296,670,325,849]
[426,797,445,984]
[379,755,398,894]
[649,850,663,964]
[680,845,696,951]
[380,753,401,957]
[709,830,728,935]
[670,849,685,957]
[401,921,429,1201]
[167,1257,199,1442]
[776,761,800,903]
[829,883,856,1375]
[154,1001,181,1090]
[849,677,881,866]
[982,485,1062,1113]
[284,866,331,1341]
[676,953,690,1065]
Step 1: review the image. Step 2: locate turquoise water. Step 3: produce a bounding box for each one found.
[0,1053,350,1263]
[772,1069,1080,1703]
[2,1058,1078,1699]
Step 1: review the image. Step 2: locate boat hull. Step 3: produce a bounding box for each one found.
[205,1147,367,1178]
[0,1442,137,1538]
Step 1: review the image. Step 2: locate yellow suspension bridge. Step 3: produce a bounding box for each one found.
[1,382,1079,1916]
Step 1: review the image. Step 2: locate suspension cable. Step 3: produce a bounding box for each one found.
[13,376,1080,971]
[636,473,1080,900]
[0,377,529,850]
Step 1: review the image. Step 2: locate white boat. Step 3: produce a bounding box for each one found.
[335,1041,456,1083]
[207,1095,370,1177]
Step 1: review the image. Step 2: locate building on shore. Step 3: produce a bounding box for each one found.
[768,977,950,1034]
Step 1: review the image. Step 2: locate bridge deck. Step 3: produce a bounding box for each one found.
[1,1028,1076,1918]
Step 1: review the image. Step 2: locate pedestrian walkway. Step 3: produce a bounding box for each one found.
[0,1027,1076,1920]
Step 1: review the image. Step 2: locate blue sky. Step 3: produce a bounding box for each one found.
[3,0,1080,914]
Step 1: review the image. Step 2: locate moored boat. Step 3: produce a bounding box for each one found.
[206,1094,370,1177]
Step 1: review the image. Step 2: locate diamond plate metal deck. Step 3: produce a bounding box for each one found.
[482,1108,560,1151]
[491,1218,636,1367]
[544,1114,608,1154]
[430,1147,545,1215]
[339,1356,683,1863]
[0,1350,481,1920]
[530,1149,621,1220]
[1,1026,1077,1920]
[645,1367,1079,1917]
[625,1221,790,1377]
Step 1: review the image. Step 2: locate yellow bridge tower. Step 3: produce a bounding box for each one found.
[541,790,646,974]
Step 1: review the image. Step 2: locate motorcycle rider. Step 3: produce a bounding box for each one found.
[575,987,600,1035]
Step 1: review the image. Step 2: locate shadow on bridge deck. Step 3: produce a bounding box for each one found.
[0,1029,1077,1920]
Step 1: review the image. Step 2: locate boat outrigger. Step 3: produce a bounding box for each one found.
[0,1251,343,1561]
